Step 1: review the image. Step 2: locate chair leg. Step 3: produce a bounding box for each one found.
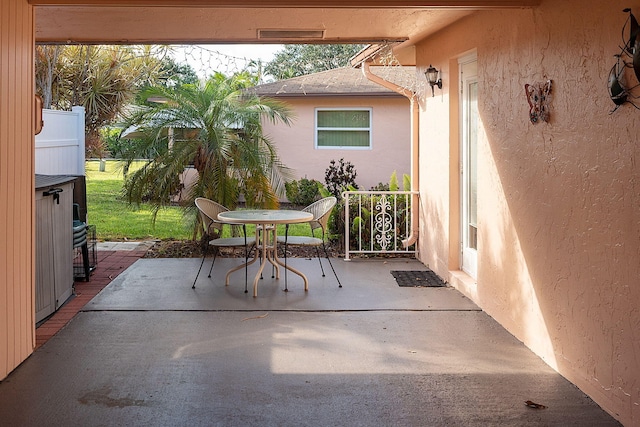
[259,245,265,280]
[207,248,219,278]
[240,226,256,293]
[193,242,210,289]
[284,224,289,292]
[271,227,276,278]
[322,242,342,288]
[81,242,91,281]
[244,234,249,294]
[192,251,207,289]
[314,246,326,277]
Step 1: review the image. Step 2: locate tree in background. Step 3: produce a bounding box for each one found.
[35,45,63,109]
[147,56,200,89]
[264,44,366,80]
[35,45,173,158]
[118,72,294,231]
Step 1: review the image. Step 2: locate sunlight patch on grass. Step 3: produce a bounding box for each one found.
[86,160,192,241]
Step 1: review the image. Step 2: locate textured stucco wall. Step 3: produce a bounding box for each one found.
[261,96,411,193]
[416,1,640,424]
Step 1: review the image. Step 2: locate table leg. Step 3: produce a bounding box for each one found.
[253,227,269,297]
[224,250,259,286]
[224,225,280,297]
[225,233,260,286]
[264,227,279,279]
[273,226,309,292]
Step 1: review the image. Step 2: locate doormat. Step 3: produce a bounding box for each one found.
[391,270,447,287]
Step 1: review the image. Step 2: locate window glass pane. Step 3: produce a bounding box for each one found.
[468,82,478,228]
[316,109,371,148]
[318,110,370,128]
[318,130,370,147]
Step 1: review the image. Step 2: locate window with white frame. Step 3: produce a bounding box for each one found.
[315,108,372,149]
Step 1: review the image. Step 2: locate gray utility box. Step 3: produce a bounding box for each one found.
[35,175,76,323]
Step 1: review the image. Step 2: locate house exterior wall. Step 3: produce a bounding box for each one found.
[0,0,35,380]
[261,96,411,193]
[415,1,640,424]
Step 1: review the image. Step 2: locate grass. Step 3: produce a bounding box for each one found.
[86,160,313,242]
[86,160,192,241]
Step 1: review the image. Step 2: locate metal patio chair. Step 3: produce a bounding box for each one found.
[192,197,254,292]
[277,196,342,289]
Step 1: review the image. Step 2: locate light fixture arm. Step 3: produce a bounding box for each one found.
[425,65,443,97]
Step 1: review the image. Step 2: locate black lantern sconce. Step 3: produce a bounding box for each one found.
[608,8,640,112]
[425,65,442,97]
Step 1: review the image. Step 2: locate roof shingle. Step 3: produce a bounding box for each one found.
[250,66,416,97]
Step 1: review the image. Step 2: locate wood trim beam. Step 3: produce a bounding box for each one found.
[29,1,540,8]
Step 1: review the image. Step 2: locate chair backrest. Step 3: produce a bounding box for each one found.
[303,196,337,235]
[194,197,229,235]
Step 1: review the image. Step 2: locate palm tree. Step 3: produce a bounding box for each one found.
[36,44,169,157]
[119,72,294,232]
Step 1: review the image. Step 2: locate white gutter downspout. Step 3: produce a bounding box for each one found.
[361,61,419,248]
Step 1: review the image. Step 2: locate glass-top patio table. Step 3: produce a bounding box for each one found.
[217,209,313,297]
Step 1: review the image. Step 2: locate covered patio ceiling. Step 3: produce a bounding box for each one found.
[33,1,539,52]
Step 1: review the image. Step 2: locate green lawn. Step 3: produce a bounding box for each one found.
[86,160,192,241]
[85,160,312,242]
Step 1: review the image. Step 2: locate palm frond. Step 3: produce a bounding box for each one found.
[119,73,293,233]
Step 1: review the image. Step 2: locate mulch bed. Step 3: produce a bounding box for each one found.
[143,239,342,259]
[144,240,201,258]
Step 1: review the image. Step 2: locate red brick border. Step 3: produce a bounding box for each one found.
[35,250,147,349]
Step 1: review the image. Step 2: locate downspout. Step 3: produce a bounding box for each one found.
[360,61,419,248]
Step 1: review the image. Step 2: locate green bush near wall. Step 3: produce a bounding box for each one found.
[285,177,322,206]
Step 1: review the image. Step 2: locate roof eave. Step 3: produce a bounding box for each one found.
[257,92,406,98]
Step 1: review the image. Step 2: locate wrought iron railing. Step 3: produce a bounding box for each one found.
[342,190,418,260]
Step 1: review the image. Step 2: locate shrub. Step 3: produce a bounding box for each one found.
[101,127,160,159]
[369,171,404,192]
[100,127,121,157]
[285,178,322,206]
[369,182,390,191]
[324,158,358,198]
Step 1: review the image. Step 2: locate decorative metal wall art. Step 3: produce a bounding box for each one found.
[524,80,552,124]
[608,8,640,112]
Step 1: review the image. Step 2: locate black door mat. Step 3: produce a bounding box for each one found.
[391,270,447,287]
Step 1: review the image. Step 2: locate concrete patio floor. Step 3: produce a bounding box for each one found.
[0,254,621,426]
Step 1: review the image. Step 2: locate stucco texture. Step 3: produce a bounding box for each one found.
[261,97,411,192]
[416,1,640,424]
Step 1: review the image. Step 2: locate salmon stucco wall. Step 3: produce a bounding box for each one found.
[0,0,35,380]
[261,97,411,193]
[416,0,640,424]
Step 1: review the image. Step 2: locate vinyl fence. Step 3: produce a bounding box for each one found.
[35,106,85,176]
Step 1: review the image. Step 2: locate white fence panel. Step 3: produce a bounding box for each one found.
[35,106,85,176]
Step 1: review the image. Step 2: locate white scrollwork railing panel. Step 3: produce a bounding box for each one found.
[374,195,393,250]
[343,190,417,260]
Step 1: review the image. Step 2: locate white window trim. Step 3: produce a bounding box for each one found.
[314,107,373,150]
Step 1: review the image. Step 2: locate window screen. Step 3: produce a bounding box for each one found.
[316,109,371,148]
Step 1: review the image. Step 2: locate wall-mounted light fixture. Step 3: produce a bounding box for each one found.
[425,65,442,97]
[608,8,640,112]
[34,95,43,135]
